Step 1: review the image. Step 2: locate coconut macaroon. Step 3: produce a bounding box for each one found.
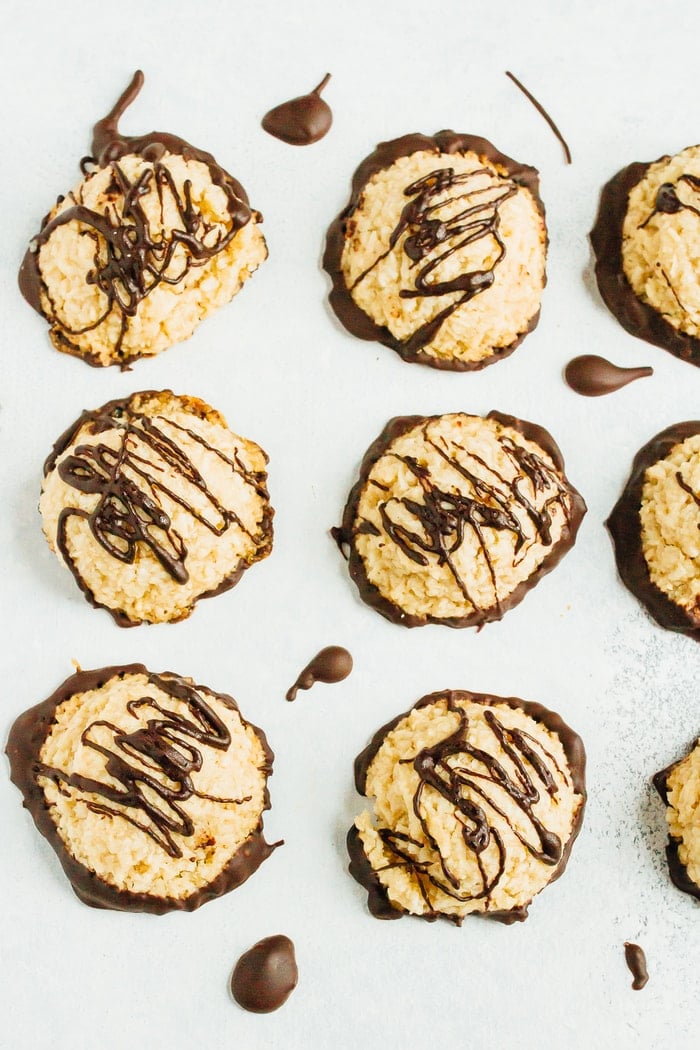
[19,71,266,368]
[591,146,700,367]
[5,665,278,913]
[333,412,585,628]
[654,738,700,901]
[324,131,547,370]
[40,390,273,627]
[348,690,586,924]
[607,422,700,640]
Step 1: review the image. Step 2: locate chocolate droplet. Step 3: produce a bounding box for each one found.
[231,935,298,1013]
[564,355,653,396]
[286,645,353,701]
[623,942,649,990]
[262,74,333,145]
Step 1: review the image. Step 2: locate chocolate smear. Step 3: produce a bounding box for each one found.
[506,70,572,164]
[231,935,298,1012]
[564,354,653,396]
[286,646,353,701]
[624,942,649,990]
[262,74,332,145]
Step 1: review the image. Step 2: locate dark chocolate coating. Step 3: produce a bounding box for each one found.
[18,71,255,369]
[323,131,546,371]
[333,412,586,629]
[606,421,700,640]
[348,689,586,925]
[231,935,298,1012]
[564,355,653,396]
[624,943,649,990]
[653,745,700,901]
[590,156,700,367]
[285,646,353,700]
[5,664,278,913]
[262,74,332,145]
[42,391,274,628]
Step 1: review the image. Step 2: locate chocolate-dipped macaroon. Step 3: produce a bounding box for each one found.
[654,738,700,901]
[6,665,278,913]
[348,689,586,924]
[19,71,267,368]
[324,132,547,370]
[591,146,700,367]
[40,390,273,627]
[333,412,585,629]
[607,422,700,640]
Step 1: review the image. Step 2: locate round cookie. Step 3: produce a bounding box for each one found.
[348,689,586,924]
[19,71,267,368]
[333,412,586,628]
[654,738,700,901]
[324,132,547,371]
[606,422,700,640]
[5,665,278,913]
[591,146,700,367]
[40,390,273,627]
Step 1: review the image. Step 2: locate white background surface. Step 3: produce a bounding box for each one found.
[1,1,699,1047]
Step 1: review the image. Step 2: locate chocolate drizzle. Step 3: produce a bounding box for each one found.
[334,412,586,629]
[623,943,649,990]
[19,71,254,367]
[262,73,332,145]
[44,392,272,628]
[5,665,278,914]
[591,157,700,367]
[349,690,586,925]
[606,421,700,641]
[505,71,572,164]
[324,132,546,371]
[564,354,653,396]
[286,646,353,701]
[231,935,298,1012]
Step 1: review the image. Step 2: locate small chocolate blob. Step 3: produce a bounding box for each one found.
[624,942,649,990]
[262,74,332,145]
[286,646,353,701]
[231,935,298,1013]
[564,355,653,396]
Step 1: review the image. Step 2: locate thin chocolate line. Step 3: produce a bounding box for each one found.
[506,70,572,165]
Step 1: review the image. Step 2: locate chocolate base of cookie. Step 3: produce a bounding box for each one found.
[653,758,700,902]
[6,664,279,913]
[348,689,586,924]
[606,421,700,641]
[333,411,586,629]
[590,159,700,367]
[323,130,546,372]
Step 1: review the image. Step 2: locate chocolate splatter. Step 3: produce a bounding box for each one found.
[506,70,572,164]
[262,74,332,145]
[286,646,353,701]
[624,942,649,990]
[564,355,652,396]
[231,935,298,1013]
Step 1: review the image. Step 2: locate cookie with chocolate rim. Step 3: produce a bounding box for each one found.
[333,411,585,629]
[324,131,547,371]
[654,739,700,901]
[40,390,273,627]
[348,689,586,924]
[6,665,279,913]
[591,146,700,367]
[606,421,700,640]
[19,71,267,368]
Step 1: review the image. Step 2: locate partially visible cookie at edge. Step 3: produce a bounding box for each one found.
[654,738,700,901]
[606,422,700,640]
[39,390,273,627]
[5,664,278,913]
[333,412,586,628]
[591,146,700,367]
[19,71,267,368]
[348,688,586,924]
[323,131,547,371]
